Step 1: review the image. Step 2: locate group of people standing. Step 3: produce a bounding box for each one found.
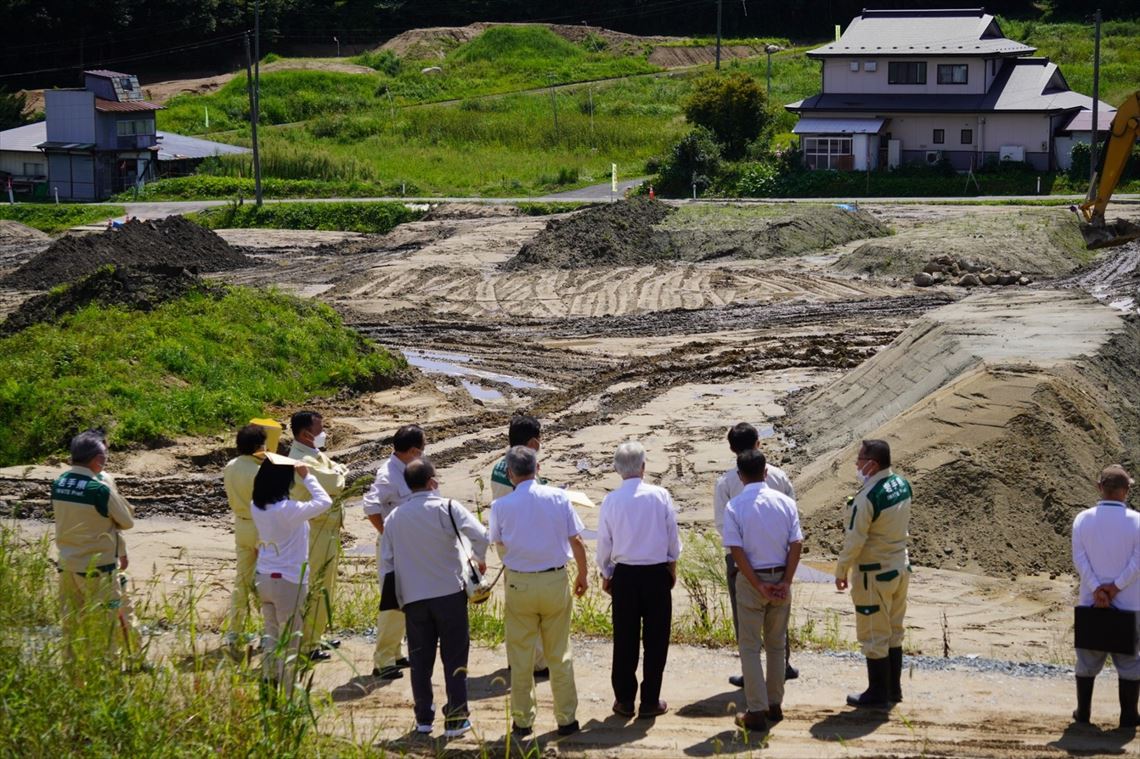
[51,412,1139,740]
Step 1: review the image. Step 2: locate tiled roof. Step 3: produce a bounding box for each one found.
[1,121,251,161]
[84,69,133,79]
[809,9,1035,58]
[789,58,1109,115]
[1063,109,1117,132]
[94,98,162,113]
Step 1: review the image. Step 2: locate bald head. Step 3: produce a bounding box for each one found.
[1099,465,1134,500]
[404,457,436,492]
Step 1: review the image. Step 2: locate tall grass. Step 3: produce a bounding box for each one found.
[0,523,368,757]
[188,201,423,233]
[0,285,405,466]
[0,204,127,233]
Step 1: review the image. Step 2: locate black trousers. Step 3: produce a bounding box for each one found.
[403,590,470,726]
[611,562,672,707]
[727,554,792,668]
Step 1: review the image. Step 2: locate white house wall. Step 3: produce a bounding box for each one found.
[822,57,988,95]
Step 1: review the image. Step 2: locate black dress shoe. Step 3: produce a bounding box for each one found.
[767,704,784,724]
[510,722,533,739]
[371,665,404,679]
[395,656,411,668]
[556,720,580,736]
[729,674,744,688]
[321,639,342,650]
[533,667,550,680]
[308,649,331,661]
[785,664,799,680]
[638,700,668,718]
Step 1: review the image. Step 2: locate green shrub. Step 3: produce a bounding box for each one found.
[683,71,771,159]
[188,201,423,233]
[0,205,127,233]
[0,286,406,465]
[655,127,723,197]
[351,49,402,76]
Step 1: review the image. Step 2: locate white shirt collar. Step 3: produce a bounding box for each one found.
[740,480,769,494]
[388,454,407,472]
[1098,500,1128,508]
[618,477,642,489]
[293,441,319,457]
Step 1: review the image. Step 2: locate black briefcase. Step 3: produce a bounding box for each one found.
[379,571,401,611]
[1074,606,1138,655]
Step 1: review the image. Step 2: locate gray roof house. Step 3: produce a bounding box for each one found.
[786,8,1112,172]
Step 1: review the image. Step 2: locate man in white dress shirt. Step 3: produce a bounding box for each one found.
[597,441,681,719]
[723,449,803,734]
[1072,465,1140,728]
[713,422,797,688]
[490,445,588,739]
[361,424,426,679]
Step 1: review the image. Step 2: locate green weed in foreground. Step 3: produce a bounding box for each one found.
[0,204,127,233]
[0,286,405,466]
[0,523,373,758]
[188,201,423,233]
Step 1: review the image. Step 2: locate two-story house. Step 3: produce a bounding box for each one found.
[38,70,163,200]
[786,8,1111,173]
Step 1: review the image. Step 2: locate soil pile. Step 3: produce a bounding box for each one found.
[2,216,252,290]
[503,197,673,270]
[835,209,1087,279]
[1,265,221,335]
[787,291,1140,578]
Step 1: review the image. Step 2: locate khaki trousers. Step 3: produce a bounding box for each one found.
[257,573,306,691]
[736,571,790,712]
[850,565,909,658]
[226,518,259,635]
[504,568,577,728]
[371,533,406,669]
[302,508,343,651]
[59,568,125,665]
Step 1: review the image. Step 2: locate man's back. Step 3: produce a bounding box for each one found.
[1074,503,1140,611]
[724,483,801,566]
[491,480,579,571]
[223,455,261,520]
[386,493,488,606]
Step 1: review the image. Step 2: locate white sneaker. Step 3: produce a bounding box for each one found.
[444,719,472,738]
[416,723,433,734]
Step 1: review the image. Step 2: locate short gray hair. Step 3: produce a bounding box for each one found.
[70,430,107,465]
[505,445,538,478]
[613,441,646,478]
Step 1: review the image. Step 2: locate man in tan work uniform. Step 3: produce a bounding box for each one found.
[222,421,275,647]
[53,429,135,665]
[835,439,911,709]
[289,410,348,661]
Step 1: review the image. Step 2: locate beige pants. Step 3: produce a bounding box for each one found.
[850,566,909,658]
[226,518,259,636]
[493,543,547,671]
[736,571,791,712]
[504,568,577,728]
[373,609,406,668]
[59,568,125,665]
[302,508,343,651]
[257,573,306,690]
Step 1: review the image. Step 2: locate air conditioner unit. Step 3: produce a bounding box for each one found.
[999,145,1025,162]
[925,151,943,165]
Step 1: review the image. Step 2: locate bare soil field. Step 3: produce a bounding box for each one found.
[3,200,1140,755]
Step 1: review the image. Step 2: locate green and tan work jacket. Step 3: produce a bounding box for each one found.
[835,467,912,580]
[223,453,263,521]
[53,465,134,573]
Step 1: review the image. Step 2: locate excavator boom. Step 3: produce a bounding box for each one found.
[1077,91,1140,249]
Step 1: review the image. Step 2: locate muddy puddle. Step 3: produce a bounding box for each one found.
[401,347,550,401]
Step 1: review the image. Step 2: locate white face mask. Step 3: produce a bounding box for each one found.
[312,431,327,449]
[855,464,869,485]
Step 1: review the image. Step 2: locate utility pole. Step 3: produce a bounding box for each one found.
[1089,8,1101,192]
[764,44,782,100]
[252,0,263,206]
[244,33,262,208]
[715,0,723,70]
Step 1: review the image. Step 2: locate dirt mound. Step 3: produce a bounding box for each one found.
[0,220,49,246]
[835,208,1088,279]
[648,44,762,67]
[421,203,521,221]
[1,265,221,335]
[380,24,489,58]
[504,200,891,270]
[787,290,1140,578]
[2,216,252,290]
[503,198,673,270]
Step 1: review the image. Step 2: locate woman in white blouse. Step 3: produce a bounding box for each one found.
[250,458,332,691]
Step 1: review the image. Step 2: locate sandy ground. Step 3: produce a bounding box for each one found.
[4,202,1140,755]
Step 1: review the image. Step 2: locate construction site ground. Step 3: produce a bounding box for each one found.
[4,200,1140,757]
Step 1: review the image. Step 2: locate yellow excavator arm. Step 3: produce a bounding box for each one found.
[1076,91,1140,249]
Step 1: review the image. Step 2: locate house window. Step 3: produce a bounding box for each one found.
[803,136,853,170]
[121,77,133,90]
[864,61,877,72]
[961,128,974,145]
[23,162,44,176]
[117,119,155,137]
[938,64,968,84]
[888,61,927,85]
[933,129,945,145]
[850,61,860,72]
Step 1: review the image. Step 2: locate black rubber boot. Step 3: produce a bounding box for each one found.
[888,647,904,703]
[1119,678,1140,729]
[1073,676,1094,723]
[846,657,890,708]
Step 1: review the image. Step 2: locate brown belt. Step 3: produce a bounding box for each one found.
[755,565,786,573]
